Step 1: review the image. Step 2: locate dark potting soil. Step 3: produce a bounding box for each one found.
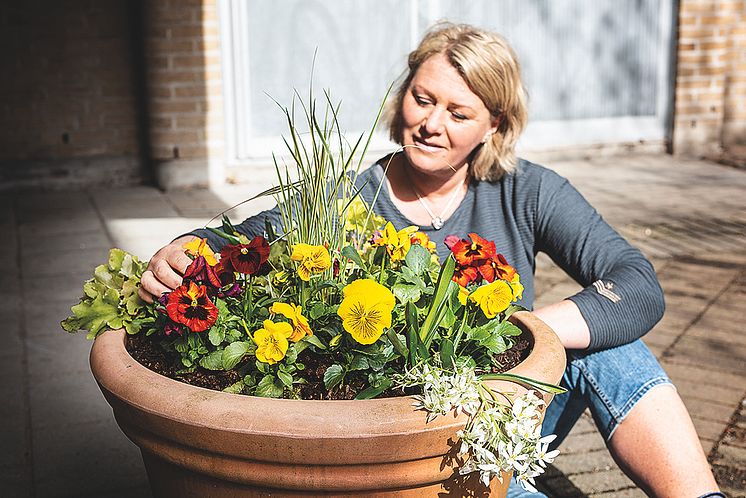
[126,333,531,400]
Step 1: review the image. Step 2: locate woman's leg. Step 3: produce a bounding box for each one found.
[607,383,719,497]
[539,339,720,497]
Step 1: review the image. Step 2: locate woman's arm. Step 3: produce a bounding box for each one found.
[532,167,665,351]
[532,299,591,349]
[138,205,283,303]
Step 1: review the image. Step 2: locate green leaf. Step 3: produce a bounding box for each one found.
[66,295,121,336]
[355,378,393,399]
[404,301,424,364]
[405,244,430,275]
[277,370,294,387]
[120,253,141,278]
[199,350,225,371]
[329,334,343,348]
[504,304,528,318]
[222,380,245,394]
[323,364,345,390]
[60,315,83,333]
[385,329,408,358]
[93,264,122,291]
[82,280,99,299]
[440,338,455,369]
[392,283,421,304]
[420,255,456,345]
[208,327,226,346]
[108,248,125,272]
[308,303,327,320]
[349,355,369,371]
[341,245,366,269]
[255,375,284,398]
[495,321,523,337]
[124,320,141,335]
[480,372,567,394]
[207,227,241,245]
[222,341,255,370]
[302,334,327,350]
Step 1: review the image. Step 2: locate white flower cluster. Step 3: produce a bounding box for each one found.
[395,363,482,421]
[458,390,559,491]
[395,364,560,492]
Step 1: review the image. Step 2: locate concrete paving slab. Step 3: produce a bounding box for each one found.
[0,353,30,470]
[90,188,180,220]
[557,431,608,455]
[0,464,32,498]
[19,227,112,256]
[26,301,84,338]
[589,487,646,497]
[21,246,112,278]
[23,271,98,303]
[32,417,149,498]
[25,333,92,379]
[104,217,208,259]
[0,310,24,358]
[552,449,618,476]
[29,368,109,430]
[558,469,638,494]
[18,212,103,239]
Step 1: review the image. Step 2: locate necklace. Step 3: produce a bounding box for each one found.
[412,180,465,230]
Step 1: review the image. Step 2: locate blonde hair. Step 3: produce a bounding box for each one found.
[387,23,528,181]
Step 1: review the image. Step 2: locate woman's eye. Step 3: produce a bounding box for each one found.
[414,95,431,106]
[451,112,467,121]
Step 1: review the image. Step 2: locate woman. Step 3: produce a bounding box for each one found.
[139,24,722,498]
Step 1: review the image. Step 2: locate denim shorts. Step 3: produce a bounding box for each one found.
[506,338,673,497]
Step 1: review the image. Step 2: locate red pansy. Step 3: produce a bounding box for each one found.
[183,255,222,288]
[166,281,219,332]
[448,233,496,267]
[453,265,479,287]
[220,237,270,275]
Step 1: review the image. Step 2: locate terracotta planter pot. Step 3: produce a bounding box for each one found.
[89,311,566,497]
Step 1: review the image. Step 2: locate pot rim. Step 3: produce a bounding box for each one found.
[90,311,565,439]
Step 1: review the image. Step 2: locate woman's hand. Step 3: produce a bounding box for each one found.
[138,235,198,303]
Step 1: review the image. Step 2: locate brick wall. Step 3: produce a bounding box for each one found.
[144,0,225,189]
[723,1,746,155]
[0,1,143,189]
[674,0,746,162]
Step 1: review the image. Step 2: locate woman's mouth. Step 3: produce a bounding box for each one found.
[412,137,443,153]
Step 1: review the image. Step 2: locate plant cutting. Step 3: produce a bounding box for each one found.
[63,89,566,496]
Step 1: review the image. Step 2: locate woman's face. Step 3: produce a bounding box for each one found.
[400,53,498,178]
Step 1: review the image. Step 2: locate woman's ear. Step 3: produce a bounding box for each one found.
[482,115,500,143]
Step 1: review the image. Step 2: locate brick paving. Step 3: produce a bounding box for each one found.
[1,153,745,497]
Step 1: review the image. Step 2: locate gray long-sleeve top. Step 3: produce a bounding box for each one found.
[190,158,665,351]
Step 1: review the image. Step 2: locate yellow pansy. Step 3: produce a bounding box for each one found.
[337,279,395,345]
[254,319,292,364]
[510,279,524,301]
[182,238,218,265]
[457,285,470,306]
[290,244,331,281]
[469,280,514,319]
[374,222,417,261]
[269,302,313,342]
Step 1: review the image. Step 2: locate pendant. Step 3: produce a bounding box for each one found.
[432,217,444,230]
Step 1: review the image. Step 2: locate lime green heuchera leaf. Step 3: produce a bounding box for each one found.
[64,296,120,336]
[108,248,126,272]
[62,248,151,339]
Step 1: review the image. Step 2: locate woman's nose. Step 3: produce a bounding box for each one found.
[423,106,445,134]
